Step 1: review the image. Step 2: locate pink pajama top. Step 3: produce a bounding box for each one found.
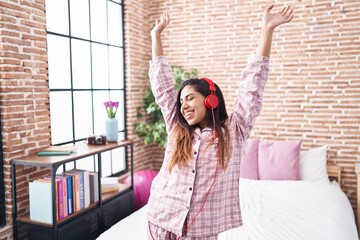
[147,54,269,237]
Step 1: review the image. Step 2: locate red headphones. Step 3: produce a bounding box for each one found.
[201,78,219,109]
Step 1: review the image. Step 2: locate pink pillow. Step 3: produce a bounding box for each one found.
[258,140,301,180]
[240,138,260,180]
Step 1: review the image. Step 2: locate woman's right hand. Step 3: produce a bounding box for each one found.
[151,13,170,37]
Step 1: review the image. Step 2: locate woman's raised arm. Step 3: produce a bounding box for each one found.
[151,13,170,59]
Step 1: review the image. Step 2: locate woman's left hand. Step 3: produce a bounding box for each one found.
[263,4,294,30]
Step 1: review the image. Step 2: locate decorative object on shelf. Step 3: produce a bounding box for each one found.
[87,134,107,145]
[104,100,119,142]
[134,67,198,147]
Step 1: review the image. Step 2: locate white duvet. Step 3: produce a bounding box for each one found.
[219,179,358,240]
[97,179,358,240]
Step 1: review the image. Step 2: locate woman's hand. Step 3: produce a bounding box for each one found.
[151,13,170,58]
[263,4,294,30]
[257,4,295,57]
[151,13,170,37]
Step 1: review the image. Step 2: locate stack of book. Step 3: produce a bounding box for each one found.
[29,169,100,224]
[101,177,120,194]
[101,177,130,194]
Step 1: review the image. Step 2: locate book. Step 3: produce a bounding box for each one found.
[64,175,74,215]
[88,172,99,202]
[42,146,77,152]
[36,177,60,220]
[101,185,120,194]
[56,174,74,216]
[71,169,90,208]
[56,175,70,219]
[101,183,130,194]
[65,171,81,212]
[101,177,119,187]
[37,146,77,156]
[37,151,73,156]
[29,180,53,224]
[66,169,91,209]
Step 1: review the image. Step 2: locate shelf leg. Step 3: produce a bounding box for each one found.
[97,153,104,232]
[11,163,18,240]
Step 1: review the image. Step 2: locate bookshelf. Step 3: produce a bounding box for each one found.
[11,140,134,240]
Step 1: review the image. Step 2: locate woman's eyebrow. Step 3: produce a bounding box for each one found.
[185,93,195,99]
[180,93,195,101]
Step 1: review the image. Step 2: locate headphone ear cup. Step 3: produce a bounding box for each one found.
[204,95,219,109]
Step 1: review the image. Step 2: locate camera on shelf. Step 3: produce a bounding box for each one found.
[87,135,107,145]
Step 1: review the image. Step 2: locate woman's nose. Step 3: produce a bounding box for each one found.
[181,102,188,111]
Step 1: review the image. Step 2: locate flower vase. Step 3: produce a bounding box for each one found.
[105,118,118,142]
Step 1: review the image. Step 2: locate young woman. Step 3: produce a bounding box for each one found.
[147,4,294,239]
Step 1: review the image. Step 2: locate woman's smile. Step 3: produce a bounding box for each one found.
[180,85,207,128]
[184,110,194,120]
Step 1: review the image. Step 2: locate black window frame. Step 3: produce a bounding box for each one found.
[46,0,127,177]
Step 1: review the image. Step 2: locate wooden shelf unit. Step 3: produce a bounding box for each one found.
[12,140,134,240]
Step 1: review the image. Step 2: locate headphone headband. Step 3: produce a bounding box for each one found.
[201,77,219,109]
[200,77,219,139]
[201,77,216,93]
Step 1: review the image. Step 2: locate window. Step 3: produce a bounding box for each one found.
[0,107,5,226]
[45,0,126,176]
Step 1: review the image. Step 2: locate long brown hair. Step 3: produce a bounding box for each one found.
[168,78,230,172]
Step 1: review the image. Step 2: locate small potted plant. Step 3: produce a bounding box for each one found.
[104,100,119,142]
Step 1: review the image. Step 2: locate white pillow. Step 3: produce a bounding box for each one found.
[300,145,329,183]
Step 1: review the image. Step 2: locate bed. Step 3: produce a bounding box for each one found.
[97,144,359,240]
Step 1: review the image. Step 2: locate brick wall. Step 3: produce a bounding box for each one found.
[148,0,360,216]
[123,0,160,172]
[0,0,50,239]
[0,0,156,238]
[0,0,359,239]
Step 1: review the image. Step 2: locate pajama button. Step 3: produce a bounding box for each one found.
[189,187,192,191]
[192,170,195,173]
[194,151,197,155]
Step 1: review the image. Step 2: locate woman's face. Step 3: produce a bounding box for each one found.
[180,85,207,129]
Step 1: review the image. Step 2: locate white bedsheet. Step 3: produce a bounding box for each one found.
[97,179,358,240]
[218,179,358,240]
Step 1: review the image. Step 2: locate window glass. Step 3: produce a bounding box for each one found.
[73,91,93,140]
[90,0,107,42]
[75,156,97,172]
[92,43,109,89]
[109,90,125,131]
[111,147,126,174]
[101,151,112,177]
[45,0,69,34]
[70,0,90,39]
[93,91,111,135]
[109,46,124,89]
[47,35,71,89]
[72,39,92,89]
[50,91,73,144]
[107,3,123,46]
